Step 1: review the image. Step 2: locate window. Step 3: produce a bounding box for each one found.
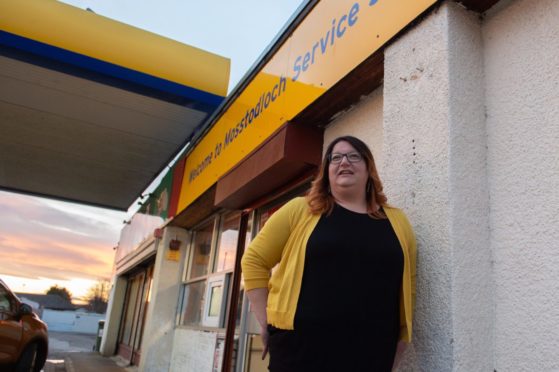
[189,221,214,279]
[0,284,16,321]
[179,212,242,328]
[202,274,229,327]
[180,280,207,326]
[214,213,241,273]
[0,291,11,312]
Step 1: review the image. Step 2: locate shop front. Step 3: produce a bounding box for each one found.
[173,183,311,372]
[103,0,433,369]
[153,1,432,364]
[103,0,559,371]
[167,120,323,371]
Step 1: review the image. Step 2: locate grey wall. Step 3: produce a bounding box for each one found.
[483,0,559,370]
[140,227,190,372]
[384,2,492,370]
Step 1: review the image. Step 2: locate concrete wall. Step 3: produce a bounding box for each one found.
[383,2,492,370]
[170,328,217,372]
[42,309,104,334]
[100,275,128,356]
[42,309,74,332]
[324,87,384,169]
[73,311,105,334]
[140,226,190,372]
[482,0,559,370]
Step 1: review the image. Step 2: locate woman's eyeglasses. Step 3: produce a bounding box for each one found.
[329,152,363,164]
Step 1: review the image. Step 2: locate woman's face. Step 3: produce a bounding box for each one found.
[328,141,368,194]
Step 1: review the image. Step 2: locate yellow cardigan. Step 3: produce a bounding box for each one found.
[241,197,417,342]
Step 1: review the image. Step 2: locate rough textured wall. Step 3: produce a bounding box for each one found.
[140,227,190,372]
[324,87,384,172]
[384,2,493,370]
[483,0,559,370]
[384,5,454,370]
[100,275,127,356]
[170,328,217,372]
[446,3,493,371]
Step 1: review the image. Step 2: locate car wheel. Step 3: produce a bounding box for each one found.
[13,342,38,372]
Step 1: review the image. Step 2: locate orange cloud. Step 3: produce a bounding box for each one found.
[0,191,125,291]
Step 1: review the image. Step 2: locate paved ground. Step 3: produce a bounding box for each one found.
[42,332,132,372]
[48,331,98,353]
[43,331,96,372]
[64,352,133,372]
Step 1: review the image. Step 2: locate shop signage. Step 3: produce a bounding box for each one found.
[178,0,436,212]
[140,170,173,219]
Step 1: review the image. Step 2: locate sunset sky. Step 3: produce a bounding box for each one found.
[0,0,303,301]
[0,190,125,300]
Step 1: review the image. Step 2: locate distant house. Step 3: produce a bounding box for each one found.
[16,292,102,334]
[15,293,76,312]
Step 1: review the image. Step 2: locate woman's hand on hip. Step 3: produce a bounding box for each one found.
[261,325,269,360]
[246,288,270,360]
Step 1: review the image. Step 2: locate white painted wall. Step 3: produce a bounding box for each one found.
[170,328,217,372]
[100,275,128,356]
[42,309,104,334]
[483,0,559,370]
[324,87,384,170]
[140,227,190,372]
[42,309,74,332]
[383,2,492,371]
[73,311,105,334]
[384,5,453,371]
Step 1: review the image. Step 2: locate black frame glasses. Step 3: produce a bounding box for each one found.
[328,152,363,164]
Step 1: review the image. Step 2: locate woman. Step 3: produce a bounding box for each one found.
[241,136,416,372]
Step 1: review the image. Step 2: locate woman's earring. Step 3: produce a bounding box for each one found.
[366,179,372,193]
[327,185,331,194]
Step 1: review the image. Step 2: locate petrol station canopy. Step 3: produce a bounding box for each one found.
[0,0,230,210]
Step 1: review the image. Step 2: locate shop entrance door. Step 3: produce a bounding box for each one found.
[233,184,309,372]
[116,263,154,365]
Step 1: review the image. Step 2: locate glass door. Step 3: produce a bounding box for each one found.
[116,263,154,365]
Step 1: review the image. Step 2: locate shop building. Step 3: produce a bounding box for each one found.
[102,0,559,371]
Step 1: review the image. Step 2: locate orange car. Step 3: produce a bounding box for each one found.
[0,279,48,372]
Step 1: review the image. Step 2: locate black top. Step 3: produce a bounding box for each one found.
[295,204,403,328]
[272,204,404,371]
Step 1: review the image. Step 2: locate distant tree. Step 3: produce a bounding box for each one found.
[46,285,73,303]
[85,279,110,314]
